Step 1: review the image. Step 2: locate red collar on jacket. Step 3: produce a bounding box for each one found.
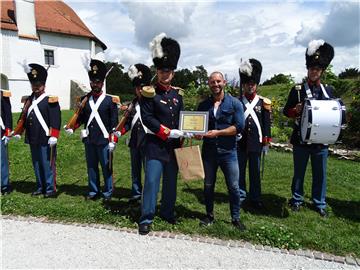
[307,79,320,87]
[244,91,256,101]
[91,90,103,97]
[156,82,171,92]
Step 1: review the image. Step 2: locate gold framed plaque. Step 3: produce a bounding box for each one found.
[179,111,209,134]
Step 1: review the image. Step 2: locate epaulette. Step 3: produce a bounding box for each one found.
[141,86,156,98]
[21,95,30,103]
[259,95,272,111]
[48,96,59,103]
[1,89,11,97]
[295,84,302,91]
[172,86,184,96]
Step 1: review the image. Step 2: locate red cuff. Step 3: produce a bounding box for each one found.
[73,123,81,130]
[287,107,299,118]
[109,133,118,143]
[50,128,60,138]
[156,124,170,141]
[120,127,127,136]
[262,137,272,143]
[4,128,12,137]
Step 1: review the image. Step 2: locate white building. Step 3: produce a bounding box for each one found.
[0,0,107,112]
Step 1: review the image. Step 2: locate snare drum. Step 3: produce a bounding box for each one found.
[300,99,346,144]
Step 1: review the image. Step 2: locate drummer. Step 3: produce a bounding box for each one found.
[283,40,335,217]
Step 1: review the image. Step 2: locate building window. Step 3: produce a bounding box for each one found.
[44,49,54,65]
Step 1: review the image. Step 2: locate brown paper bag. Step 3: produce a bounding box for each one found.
[174,144,205,181]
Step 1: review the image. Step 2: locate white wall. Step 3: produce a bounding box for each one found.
[0,29,105,112]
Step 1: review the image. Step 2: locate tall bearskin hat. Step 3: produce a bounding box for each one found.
[23,63,48,84]
[128,64,152,87]
[239,58,262,85]
[305,40,334,69]
[88,59,107,82]
[150,33,180,71]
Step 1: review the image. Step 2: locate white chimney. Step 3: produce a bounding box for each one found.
[14,0,38,39]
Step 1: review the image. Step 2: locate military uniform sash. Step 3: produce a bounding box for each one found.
[0,116,4,130]
[87,93,109,138]
[304,83,329,99]
[27,93,50,136]
[243,95,262,143]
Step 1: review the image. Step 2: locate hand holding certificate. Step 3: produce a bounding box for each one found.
[178,111,209,135]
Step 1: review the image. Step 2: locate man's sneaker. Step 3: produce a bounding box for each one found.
[232,220,246,231]
[288,199,301,212]
[316,208,328,218]
[199,215,214,226]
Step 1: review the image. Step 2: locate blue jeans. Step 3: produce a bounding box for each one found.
[1,139,11,192]
[85,143,113,198]
[130,147,145,198]
[202,146,241,221]
[139,157,178,225]
[30,144,57,194]
[237,149,261,203]
[291,145,328,209]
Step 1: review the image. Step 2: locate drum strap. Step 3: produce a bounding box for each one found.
[304,83,329,99]
[242,95,262,143]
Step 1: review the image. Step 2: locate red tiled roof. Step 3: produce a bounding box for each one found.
[0,0,106,49]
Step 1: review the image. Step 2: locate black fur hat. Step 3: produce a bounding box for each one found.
[128,64,152,87]
[150,33,180,71]
[239,58,262,85]
[27,63,47,84]
[88,59,107,82]
[305,40,334,69]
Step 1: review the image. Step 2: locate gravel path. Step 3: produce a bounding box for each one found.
[1,217,358,269]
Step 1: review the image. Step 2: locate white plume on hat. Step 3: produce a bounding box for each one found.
[149,32,167,59]
[18,59,31,74]
[128,65,142,80]
[307,39,325,56]
[81,53,91,71]
[239,59,253,76]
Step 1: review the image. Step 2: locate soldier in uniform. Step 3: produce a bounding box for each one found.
[138,33,186,235]
[64,59,119,202]
[15,63,61,198]
[283,40,335,217]
[1,89,13,195]
[117,64,152,202]
[237,59,271,210]
[197,71,246,231]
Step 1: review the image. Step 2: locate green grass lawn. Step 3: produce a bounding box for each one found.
[2,110,359,257]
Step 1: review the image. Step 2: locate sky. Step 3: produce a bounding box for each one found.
[64,0,360,83]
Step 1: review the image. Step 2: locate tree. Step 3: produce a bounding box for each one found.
[338,68,360,79]
[192,65,208,86]
[262,74,294,85]
[173,68,195,89]
[105,62,133,96]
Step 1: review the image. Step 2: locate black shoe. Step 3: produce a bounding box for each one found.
[317,208,328,218]
[199,215,214,226]
[232,220,246,231]
[103,196,111,202]
[1,189,12,196]
[160,216,177,225]
[85,194,98,201]
[44,192,57,198]
[288,200,301,212]
[138,223,151,235]
[31,190,43,196]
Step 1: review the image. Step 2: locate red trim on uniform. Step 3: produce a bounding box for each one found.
[262,137,272,143]
[287,107,299,118]
[50,128,60,138]
[121,127,127,135]
[307,79,320,87]
[156,82,171,92]
[91,90,103,97]
[109,133,118,143]
[244,91,256,101]
[4,128,12,137]
[156,124,170,141]
[73,122,81,130]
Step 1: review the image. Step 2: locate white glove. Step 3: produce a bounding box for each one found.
[13,134,21,140]
[236,133,242,142]
[1,136,11,145]
[115,131,122,138]
[169,129,184,139]
[262,145,269,154]
[183,132,194,139]
[108,142,116,152]
[63,125,74,135]
[48,136,58,146]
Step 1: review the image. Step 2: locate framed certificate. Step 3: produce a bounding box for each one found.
[179,111,209,134]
